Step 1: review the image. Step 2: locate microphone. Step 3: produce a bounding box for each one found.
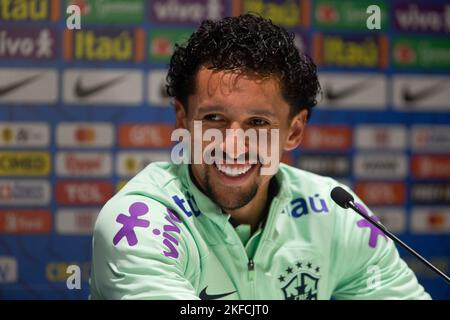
[331,186,450,285]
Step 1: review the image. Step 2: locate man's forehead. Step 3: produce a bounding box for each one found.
[194,66,281,96]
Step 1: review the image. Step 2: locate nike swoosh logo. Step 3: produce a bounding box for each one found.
[0,74,42,97]
[74,74,127,98]
[199,286,236,300]
[325,80,370,101]
[402,82,446,103]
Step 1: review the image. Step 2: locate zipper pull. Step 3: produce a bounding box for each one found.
[247,259,255,271]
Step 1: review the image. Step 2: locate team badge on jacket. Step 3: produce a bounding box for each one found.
[278,261,321,300]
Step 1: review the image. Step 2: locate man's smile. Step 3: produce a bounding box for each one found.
[212,162,259,186]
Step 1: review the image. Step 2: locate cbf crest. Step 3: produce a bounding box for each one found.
[278,261,321,300]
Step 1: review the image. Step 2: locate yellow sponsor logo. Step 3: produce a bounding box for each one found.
[0,152,51,176]
[0,0,59,22]
[242,0,304,28]
[1,127,13,144]
[64,29,144,62]
[322,36,383,68]
[46,261,90,282]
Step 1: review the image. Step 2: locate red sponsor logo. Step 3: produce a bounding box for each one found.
[70,0,91,15]
[152,37,172,55]
[118,124,174,148]
[355,181,406,205]
[412,155,450,179]
[394,44,416,64]
[74,127,96,143]
[428,212,446,229]
[302,126,352,150]
[316,4,338,23]
[0,210,51,234]
[66,153,102,171]
[55,181,113,205]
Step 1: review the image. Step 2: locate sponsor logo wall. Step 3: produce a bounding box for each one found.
[0,0,449,299]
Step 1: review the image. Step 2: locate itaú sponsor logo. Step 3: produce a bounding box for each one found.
[297,155,350,177]
[355,125,407,150]
[56,122,114,148]
[116,151,171,177]
[0,179,50,206]
[118,123,173,148]
[411,125,450,152]
[371,207,406,233]
[0,0,60,22]
[56,152,112,177]
[0,122,49,148]
[354,154,408,179]
[0,256,18,283]
[239,0,306,28]
[411,207,450,234]
[55,181,112,205]
[411,155,450,179]
[355,182,406,206]
[301,126,352,151]
[55,208,99,235]
[46,261,90,283]
[0,209,51,234]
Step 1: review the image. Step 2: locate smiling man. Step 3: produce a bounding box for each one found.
[90,14,430,300]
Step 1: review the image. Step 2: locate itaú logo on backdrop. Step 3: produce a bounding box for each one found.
[170,121,280,175]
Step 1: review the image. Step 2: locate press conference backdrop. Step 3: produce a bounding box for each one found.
[0,0,449,299]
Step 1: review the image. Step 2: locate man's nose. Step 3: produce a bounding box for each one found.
[219,121,249,160]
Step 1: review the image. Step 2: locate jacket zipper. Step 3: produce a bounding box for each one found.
[247,197,282,296]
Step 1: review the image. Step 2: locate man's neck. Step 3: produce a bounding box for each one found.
[224,178,277,232]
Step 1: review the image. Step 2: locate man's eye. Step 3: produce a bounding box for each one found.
[250,118,269,126]
[204,114,223,121]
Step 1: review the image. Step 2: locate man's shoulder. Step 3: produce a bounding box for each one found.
[94,162,186,238]
[278,163,360,227]
[279,163,341,198]
[123,161,181,190]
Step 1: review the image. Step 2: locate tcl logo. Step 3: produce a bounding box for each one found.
[355,182,406,205]
[55,181,113,205]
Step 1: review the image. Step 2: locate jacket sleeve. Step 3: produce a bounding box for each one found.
[331,185,431,300]
[90,194,200,300]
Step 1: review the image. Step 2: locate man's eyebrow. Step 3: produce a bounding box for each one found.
[247,109,276,118]
[197,105,227,114]
[197,105,276,118]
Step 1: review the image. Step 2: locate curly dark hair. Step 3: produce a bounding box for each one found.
[166,13,320,120]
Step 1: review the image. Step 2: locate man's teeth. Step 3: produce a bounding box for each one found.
[216,164,252,177]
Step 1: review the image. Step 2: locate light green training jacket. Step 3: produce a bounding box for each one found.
[90,162,431,300]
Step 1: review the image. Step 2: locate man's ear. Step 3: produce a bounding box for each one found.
[174,99,187,129]
[284,109,308,151]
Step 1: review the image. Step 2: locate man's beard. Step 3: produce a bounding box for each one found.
[203,166,259,211]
